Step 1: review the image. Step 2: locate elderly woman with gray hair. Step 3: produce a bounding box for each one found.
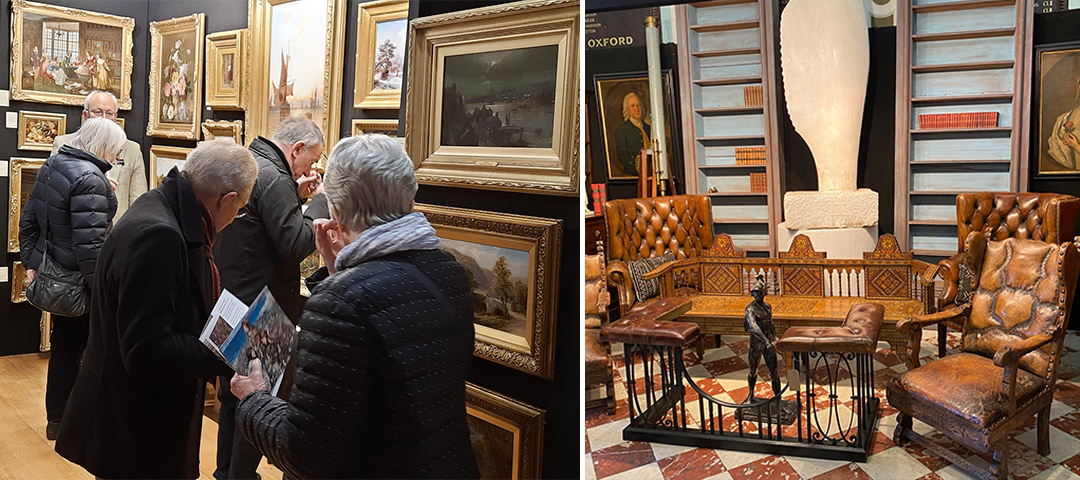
[230,134,479,478]
[19,116,125,440]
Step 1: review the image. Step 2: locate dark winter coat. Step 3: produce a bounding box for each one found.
[235,249,479,479]
[214,136,328,322]
[19,145,117,287]
[54,168,233,479]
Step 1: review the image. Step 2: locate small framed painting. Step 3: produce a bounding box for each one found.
[147,14,205,139]
[8,157,46,253]
[17,111,66,151]
[1036,41,1080,176]
[465,383,544,480]
[115,117,126,129]
[351,119,399,137]
[206,29,246,110]
[354,0,408,109]
[202,120,245,144]
[149,145,193,188]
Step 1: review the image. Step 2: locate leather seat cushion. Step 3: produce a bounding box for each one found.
[889,352,1046,428]
[585,329,611,381]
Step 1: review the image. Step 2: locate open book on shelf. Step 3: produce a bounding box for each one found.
[199,287,298,396]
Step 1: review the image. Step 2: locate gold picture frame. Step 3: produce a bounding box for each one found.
[202,120,245,144]
[354,0,407,109]
[416,203,562,379]
[248,0,346,153]
[147,14,205,140]
[40,311,52,352]
[9,0,135,110]
[115,117,126,129]
[465,383,544,480]
[206,29,246,110]
[12,262,28,303]
[8,157,46,253]
[405,0,579,196]
[149,145,193,189]
[351,119,399,137]
[17,111,66,151]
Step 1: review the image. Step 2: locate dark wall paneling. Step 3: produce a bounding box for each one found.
[408,2,579,478]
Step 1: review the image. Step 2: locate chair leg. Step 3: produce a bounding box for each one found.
[938,323,947,358]
[1038,404,1051,456]
[989,444,1008,480]
[893,411,912,446]
[697,336,705,359]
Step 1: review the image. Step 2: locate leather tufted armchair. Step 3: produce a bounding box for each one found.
[584,240,615,414]
[926,192,1079,357]
[603,195,714,317]
[889,234,1080,479]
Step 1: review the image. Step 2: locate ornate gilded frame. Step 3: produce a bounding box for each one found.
[205,29,246,110]
[12,262,28,303]
[465,383,544,480]
[149,145,193,189]
[8,157,46,253]
[247,0,346,152]
[9,0,135,109]
[202,120,245,144]
[405,0,579,196]
[17,111,66,151]
[354,0,408,109]
[115,117,126,129]
[351,119,399,137]
[147,14,205,139]
[416,204,562,379]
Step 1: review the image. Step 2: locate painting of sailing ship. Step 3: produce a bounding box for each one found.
[440,45,558,149]
[267,0,328,135]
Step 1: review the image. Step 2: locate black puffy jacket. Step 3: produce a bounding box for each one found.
[236,249,479,479]
[19,145,117,287]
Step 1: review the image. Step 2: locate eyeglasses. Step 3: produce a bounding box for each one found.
[87,108,118,118]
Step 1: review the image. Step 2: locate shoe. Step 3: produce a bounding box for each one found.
[46,420,60,440]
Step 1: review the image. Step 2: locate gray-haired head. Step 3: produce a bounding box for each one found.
[272,116,324,150]
[183,139,258,199]
[83,90,118,113]
[69,117,126,162]
[324,134,416,232]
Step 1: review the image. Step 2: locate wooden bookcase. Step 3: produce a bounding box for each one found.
[894,0,1034,260]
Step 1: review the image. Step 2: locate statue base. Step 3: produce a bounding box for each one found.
[735,398,798,425]
[778,223,879,259]
[783,189,878,230]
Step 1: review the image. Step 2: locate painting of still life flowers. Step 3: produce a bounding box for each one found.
[148,14,204,139]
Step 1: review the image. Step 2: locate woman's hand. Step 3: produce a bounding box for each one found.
[231,358,268,399]
[314,218,345,274]
[26,269,36,283]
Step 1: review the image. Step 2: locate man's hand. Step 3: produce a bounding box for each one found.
[314,218,346,274]
[107,177,118,191]
[231,358,268,399]
[297,170,321,199]
[26,269,36,283]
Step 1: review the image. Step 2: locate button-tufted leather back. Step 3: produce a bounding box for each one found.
[603,195,714,262]
[956,193,1079,251]
[964,236,1080,379]
[584,252,605,316]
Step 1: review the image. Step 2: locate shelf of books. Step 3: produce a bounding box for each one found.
[676,0,782,257]
[894,0,1033,262]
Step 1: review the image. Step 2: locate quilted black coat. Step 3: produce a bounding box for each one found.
[19,145,117,287]
[236,249,479,479]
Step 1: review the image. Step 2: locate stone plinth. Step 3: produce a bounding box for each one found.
[778,223,879,260]
[783,189,878,230]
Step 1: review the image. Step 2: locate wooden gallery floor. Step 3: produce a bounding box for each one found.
[0,353,283,479]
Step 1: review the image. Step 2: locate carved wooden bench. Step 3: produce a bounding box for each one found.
[644,234,935,357]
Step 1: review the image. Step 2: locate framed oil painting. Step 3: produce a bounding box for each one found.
[202,120,245,144]
[594,71,682,181]
[416,204,562,379]
[465,383,544,480]
[115,117,126,129]
[9,0,134,109]
[8,157,46,253]
[147,14,205,140]
[206,29,246,110]
[405,0,579,196]
[351,119,399,137]
[17,111,66,151]
[248,0,346,153]
[149,145,193,189]
[1036,42,1080,177]
[354,0,407,109]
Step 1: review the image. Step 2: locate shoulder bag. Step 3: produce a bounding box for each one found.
[25,170,90,317]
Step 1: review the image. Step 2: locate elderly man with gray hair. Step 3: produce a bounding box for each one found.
[54,139,258,479]
[52,90,146,221]
[229,134,479,478]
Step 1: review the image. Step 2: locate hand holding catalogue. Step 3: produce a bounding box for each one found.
[199,287,298,395]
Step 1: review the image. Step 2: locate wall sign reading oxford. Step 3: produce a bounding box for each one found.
[584,7,659,50]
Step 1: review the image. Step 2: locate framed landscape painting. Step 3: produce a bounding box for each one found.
[147,14,205,139]
[8,157,46,253]
[149,145,193,188]
[17,111,66,151]
[9,0,135,109]
[206,29,246,110]
[405,0,579,196]
[417,204,562,379]
[354,0,407,109]
[1036,42,1080,176]
[465,383,544,480]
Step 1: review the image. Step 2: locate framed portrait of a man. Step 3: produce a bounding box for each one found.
[594,71,680,181]
[1036,42,1080,176]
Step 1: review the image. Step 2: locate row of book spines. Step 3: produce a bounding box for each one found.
[749,172,767,193]
[591,183,607,212]
[743,86,762,107]
[917,112,999,129]
[734,146,765,164]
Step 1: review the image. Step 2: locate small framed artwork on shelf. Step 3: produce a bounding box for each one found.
[8,157,45,253]
[147,14,206,140]
[205,29,246,110]
[149,145,193,188]
[1036,42,1080,176]
[351,119,399,137]
[465,383,544,480]
[354,0,407,109]
[17,111,65,151]
[201,120,244,144]
[593,71,681,181]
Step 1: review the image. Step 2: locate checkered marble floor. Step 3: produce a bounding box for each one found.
[583,330,1080,480]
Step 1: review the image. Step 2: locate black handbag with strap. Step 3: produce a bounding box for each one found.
[25,169,90,317]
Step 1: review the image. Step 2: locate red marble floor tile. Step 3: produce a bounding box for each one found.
[585,433,591,453]
[704,355,750,377]
[693,378,726,398]
[1055,382,1080,409]
[914,473,944,480]
[727,339,751,356]
[1062,452,1080,477]
[869,430,895,455]
[657,448,726,480]
[901,441,953,472]
[591,441,656,479]
[811,463,872,480]
[877,398,898,418]
[728,455,800,480]
[1052,411,1080,438]
[585,398,629,429]
[682,350,700,366]
[969,439,1054,480]
[873,368,899,391]
[873,349,902,368]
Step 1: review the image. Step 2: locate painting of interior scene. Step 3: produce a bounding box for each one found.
[267,0,328,135]
[19,12,123,98]
[373,19,405,90]
[440,237,531,340]
[441,44,558,148]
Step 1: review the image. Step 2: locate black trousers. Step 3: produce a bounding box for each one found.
[214,374,263,480]
[45,313,88,422]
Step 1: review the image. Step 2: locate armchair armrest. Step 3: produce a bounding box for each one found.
[926,253,964,306]
[993,333,1055,368]
[896,304,970,334]
[606,260,633,317]
[641,260,675,281]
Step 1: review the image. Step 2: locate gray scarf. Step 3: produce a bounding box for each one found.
[334,212,441,271]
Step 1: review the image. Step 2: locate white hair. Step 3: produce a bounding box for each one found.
[324,134,416,232]
[69,117,126,161]
[183,139,258,197]
[272,116,324,149]
[83,90,118,112]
